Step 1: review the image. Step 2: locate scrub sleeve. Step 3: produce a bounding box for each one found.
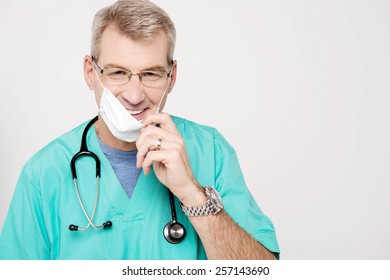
[0,167,50,259]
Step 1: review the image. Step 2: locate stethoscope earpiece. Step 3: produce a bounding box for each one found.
[103,221,113,228]
[68,221,112,232]
[69,224,79,231]
[163,221,186,244]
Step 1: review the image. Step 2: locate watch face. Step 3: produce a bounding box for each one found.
[208,187,223,210]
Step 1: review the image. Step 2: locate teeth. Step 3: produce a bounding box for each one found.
[128,109,143,115]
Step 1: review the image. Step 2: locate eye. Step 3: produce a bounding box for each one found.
[142,71,164,80]
[106,68,129,79]
[110,69,127,76]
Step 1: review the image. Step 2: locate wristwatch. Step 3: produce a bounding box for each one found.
[180,185,224,216]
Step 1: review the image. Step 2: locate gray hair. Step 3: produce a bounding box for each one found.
[91,0,176,63]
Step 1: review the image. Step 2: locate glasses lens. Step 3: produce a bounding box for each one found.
[103,68,130,85]
[140,71,167,87]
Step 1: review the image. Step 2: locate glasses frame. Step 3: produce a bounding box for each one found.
[91,56,173,87]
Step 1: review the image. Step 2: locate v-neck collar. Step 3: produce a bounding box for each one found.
[86,126,167,221]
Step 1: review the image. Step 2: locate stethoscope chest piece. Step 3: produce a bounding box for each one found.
[163,221,186,244]
[163,190,186,244]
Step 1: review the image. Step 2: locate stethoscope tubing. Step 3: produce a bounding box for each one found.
[72,177,103,230]
[69,116,110,231]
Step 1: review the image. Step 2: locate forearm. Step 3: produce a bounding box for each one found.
[189,210,276,260]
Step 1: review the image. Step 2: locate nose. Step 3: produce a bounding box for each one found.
[121,74,145,105]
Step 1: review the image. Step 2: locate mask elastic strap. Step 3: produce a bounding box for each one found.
[92,61,105,89]
[155,78,171,114]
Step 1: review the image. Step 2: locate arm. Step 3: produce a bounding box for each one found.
[137,114,277,259]
[179,183,276,260]
[190,210,276,259]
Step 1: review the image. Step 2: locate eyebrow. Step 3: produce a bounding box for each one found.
[103,63,167,72]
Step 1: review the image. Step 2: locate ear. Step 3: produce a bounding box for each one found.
[83,55,94,90]
[167,60,177,94]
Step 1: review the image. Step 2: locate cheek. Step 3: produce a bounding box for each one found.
[94,93,102,108]
[144,88,165,105]
[93,86,104,107]
[154,90,169,112]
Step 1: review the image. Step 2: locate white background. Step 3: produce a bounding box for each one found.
[0,0,389,259]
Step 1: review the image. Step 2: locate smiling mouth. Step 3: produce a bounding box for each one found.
[128,109,145,115]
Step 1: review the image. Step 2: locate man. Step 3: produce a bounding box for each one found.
[0,0,279,259]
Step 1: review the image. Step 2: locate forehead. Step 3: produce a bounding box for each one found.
[98,26,170,69]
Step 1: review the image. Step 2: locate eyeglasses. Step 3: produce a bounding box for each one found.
[92,57,172,88]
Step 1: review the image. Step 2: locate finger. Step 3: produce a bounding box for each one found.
[142,113,178,134]
[139,124,165,138]
[136,133,175,168]
[137,124,178,152]
[141,150,166,175]
[136,137,153,168]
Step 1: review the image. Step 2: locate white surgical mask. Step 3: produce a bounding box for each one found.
[94,69,143,142]
[99,87,143,142]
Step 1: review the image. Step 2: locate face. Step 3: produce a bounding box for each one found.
[84,26,177,122]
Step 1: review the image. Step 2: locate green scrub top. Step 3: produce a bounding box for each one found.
[0,116,279,259]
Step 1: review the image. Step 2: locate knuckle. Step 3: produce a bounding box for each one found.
[161,113,172,123]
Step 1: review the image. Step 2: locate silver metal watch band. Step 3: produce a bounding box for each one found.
[180,201,214,217]
[180,186,223,216]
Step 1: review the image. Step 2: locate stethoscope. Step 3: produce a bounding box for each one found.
[69,115,186,244]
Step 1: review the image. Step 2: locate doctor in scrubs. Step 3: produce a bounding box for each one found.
[0,0,279,260]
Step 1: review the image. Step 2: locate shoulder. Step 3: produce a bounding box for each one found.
[23,121,90,183]
[171,115,235,154]
[30,121,88,160]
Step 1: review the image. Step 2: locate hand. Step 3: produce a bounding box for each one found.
[136,113,205,205]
